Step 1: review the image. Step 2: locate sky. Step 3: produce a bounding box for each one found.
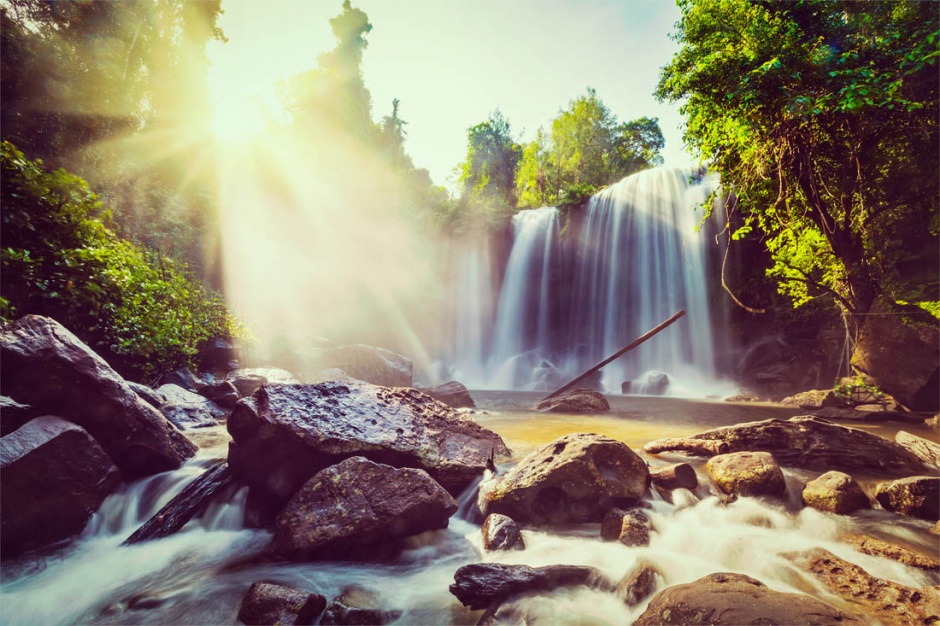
[206,0,696,189]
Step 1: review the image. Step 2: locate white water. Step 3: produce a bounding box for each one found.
[2,413,936,625]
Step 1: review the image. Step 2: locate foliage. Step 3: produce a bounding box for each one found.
[516,88,665,207]
[833,375,885,406]
[657,0,939,320]
[1,141,245,379]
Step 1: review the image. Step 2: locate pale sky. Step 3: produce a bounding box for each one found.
[206,0,696,189]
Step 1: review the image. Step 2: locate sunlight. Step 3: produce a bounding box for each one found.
[207,93,272,144]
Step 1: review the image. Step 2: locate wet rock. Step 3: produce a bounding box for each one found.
[0,395,37,437]
[841,533,940,570]
[321,586,399,625]
[649,463,698,492]
[159,404,218,430]
[479,433,649,525]
[789,548,940,624]
[689,415,928,476]
[634,572,858,625]
[636,371,670,395]
[895,430,940,469]
[616,560,661,607]
[228,381,509,508]
[311,344,412,388]
[535,389,610,414]
[125,381,166,409]
[601,508,651,546]
[449,563,613,610]
[237,581,326,626]
[227,367,300,388]
[779,389,845,409]
[271,456,457,560]
[723,394,762,402]
[481,513,525,551]
[706,451,786,497]
[199,337,238,374]
[801,471,871,515]
[227,373,269,398]
[420,380,475,409]
[200,380,240,410]
[875,476,939,521]
[157,384,227,420]
[158,367,203,392]
[1,416,122,558]
[0,315,196,477]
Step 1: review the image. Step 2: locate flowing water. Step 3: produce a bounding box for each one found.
[1,397,937,625]
[445,167,735,397]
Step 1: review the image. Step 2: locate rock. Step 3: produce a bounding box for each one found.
[449,563,613,610]
[308,368,353,383]
[875,476,939,521]
[199,337,238,373]
[705,451,786,497]
[1,416,121,558]
[159,404,218,430]
[271,456,457,560]
[158,367,204,392]
[535,389,610,414]
[801,471,871,515]
[228,382,509,508]
[479,433,649,525]
[779,389,844,408]
[237,581,326,626]
[724,394,761,402]
[932,521,940,535]
[321,586,399,625]
[125,381,166,410]
[841,533,940,570]
[689,416,928,476]
[601,508,651,546]
[481,513,525,551]
[199,380,240,410]
[311,344,412,387]
[634,572,858,625]
[636,371,670,395]
[227,374,269,398]
[157,384,227,420]
[649,463,698,492]
[0,395,37,437]
[0,315,196,477]
[227,367,300,387]
[789,548,940,624]
[895,431,940,469]
[616,560,661,608]
[420,380,475,409]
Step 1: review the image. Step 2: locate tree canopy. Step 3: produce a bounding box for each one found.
[657,0,939,319]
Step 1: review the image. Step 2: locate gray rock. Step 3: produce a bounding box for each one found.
[157,384,227,420]
[126,381,166,409]
[706,451,786,497]
[321,586,399,625]
[802,471,870,515]
[237,581,326,626]
[158,367,203,392]
[601,508,651,546]
[0,395,37,437]
[421,380,475,409]
[482,513,525,551]
[159,404,217,430]
[535,389,610,414]
[449,563,613,610]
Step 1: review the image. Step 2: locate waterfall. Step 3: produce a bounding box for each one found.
[447,166,731,395]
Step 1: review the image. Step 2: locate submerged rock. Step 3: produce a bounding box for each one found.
[601,508,652,546]
[237,581,326,626]
[616,560,661,608]
[481,513,525,552]
[801,471,870,515]
[0,315,196,477]
[535,389,610,414]
[705,451,786,497]
[449,563,613,610]
[479,433,649,525]
[271,456,457,560]
[321,586,399,625]
[228,381,509,508]
[1,416,121,558]
[634,572,859,625]
[875,476,940,521]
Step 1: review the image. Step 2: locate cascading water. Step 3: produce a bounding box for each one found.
[447,166,733,395]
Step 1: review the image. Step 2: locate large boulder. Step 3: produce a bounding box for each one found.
[449,563,613,610]
[705,451,786,498]
[271,456,457,560]
[874,476,939,521]
[236,581,326,626]
[689,416,928,476]
[311,344,412,387]
[479,433,649,525]
[0,316,196,477]
[1,416,122,558]
[420,381,475,409]
[228,382,509,508]
[0,395,38,437]
[634,572,859,625]
[851,297,940,411]
[535,389,610,414]
[801,471,870,515]
[157,384,227,419]
[125,382,166,410]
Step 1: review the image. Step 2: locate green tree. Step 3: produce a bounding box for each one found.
[657,0,939,320]
[457,110,521,209]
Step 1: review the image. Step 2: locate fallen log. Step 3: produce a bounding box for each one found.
[649,463,699,491]
[895,431,940,469]
[643,438,728,457]
[123,462,233,545]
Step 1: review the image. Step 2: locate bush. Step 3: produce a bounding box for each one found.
[1,141,246,380]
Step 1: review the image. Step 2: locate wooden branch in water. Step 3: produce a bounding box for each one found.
[541,310,686,402]
[123,463,234,545]
[643,438,728,457]
[895,431,940,469]
[649,463,699,491]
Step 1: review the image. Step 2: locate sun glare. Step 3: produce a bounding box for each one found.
[208,94,273,143]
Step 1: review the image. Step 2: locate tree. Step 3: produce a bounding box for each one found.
[457,110,521,209]
[657,0,939,321]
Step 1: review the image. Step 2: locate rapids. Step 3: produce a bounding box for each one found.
[1,395,937,625]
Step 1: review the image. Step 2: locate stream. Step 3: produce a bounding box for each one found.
[1,393,937,625]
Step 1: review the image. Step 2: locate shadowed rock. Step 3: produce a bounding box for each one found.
[321,586,399,625]
[449,563,614,610]
[237,581,326,626]
[601,508,651,546]
[481,513,525,551]
[421,380,475,409]
[616,560,661,607]
[536,389,610,413]
[875,476,939,521]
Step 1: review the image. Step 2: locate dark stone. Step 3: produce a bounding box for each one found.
[237,581,326,626]
[616,560,661,607]
[199,380,240,410]
[312,344,412,388]
[481,513,525,551]
[228,382,509,508]
[227,367,299,385]
[0,315,196,477]
[690,415,928,476]
[449,563,613,610]
[705,451,787,497]
[159,404,218,429]
[271,456,457,560]
[199,337,237,373]
[227,373,269,398]
[1,416,121,558]
[535,389,610,414]
[875,476,939,521]
[158,367,203,392]
[480,433,649,525]
[634,572,859,625]
[321,586,399,625]
[157,384,227,420]
[636,371,669,395]
[802,471,871,515]
[601,508,651,546]
[0,395,37,437]
[126,381,166,409]
[421,380,475,409]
